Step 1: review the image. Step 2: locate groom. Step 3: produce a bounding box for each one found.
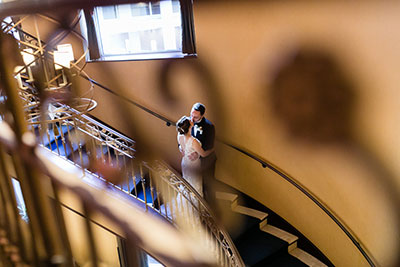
[189,103,217,208]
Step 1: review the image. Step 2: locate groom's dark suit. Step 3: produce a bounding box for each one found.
[192,117,217,207]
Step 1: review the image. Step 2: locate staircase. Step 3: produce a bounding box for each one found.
[215,182,332,267]
[33,113,333,267]
[7,16,331,267]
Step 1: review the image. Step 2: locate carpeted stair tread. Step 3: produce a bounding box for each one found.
[33,124,71,147]
[235,225,288,266]
[225,208,261,240]
[256,253,309,267]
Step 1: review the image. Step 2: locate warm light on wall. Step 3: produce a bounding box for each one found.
[21,48,35,83]
[21,48,35,66]
[14,66,28,89]
[54,44,74,69]
[54,44,74,86]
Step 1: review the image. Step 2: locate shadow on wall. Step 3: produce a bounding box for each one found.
[267,46,400,266]
[9,3,399,266]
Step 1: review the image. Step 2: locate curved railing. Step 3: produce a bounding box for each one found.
[3,13,245,267]
[28,109,244,267]
[85,78,380,267]
[0,121,214,267]
[223,144,376,266]
[2,4,383,266]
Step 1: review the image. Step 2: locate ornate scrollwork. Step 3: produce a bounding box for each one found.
[149,161,244,267]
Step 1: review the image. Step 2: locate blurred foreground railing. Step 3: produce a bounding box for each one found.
[27,106,243,267]
[0,11,244,267]
[0,121,215,267]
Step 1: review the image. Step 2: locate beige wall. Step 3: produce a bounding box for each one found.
[18,1,400,266]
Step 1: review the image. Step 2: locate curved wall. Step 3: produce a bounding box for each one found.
[19,1,400,266]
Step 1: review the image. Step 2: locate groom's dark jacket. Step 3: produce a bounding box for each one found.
[191,117,215,152]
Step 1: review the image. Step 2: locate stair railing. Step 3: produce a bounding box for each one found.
[0,22,216,265]
[5,13,245,267]
[5,3,393,266]
[27,106,244,267]
[0,121,214,267]
[80,79,383,267]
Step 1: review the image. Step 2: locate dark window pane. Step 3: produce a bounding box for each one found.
[131,3,150,16]
[151,2,161,15]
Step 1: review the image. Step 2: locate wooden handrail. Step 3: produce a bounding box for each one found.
[88,78,379,267]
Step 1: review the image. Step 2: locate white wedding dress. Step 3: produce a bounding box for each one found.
[181,135,203,197]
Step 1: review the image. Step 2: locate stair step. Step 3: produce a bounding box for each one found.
[260,224,298,251]
[289,248,328,267]
[215,191,238,202]
[235,226,288,266]
[256,253,308,267]
[232,204,268,221]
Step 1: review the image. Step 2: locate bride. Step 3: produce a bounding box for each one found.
[176,116,214,196]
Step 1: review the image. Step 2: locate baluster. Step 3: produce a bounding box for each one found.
[162,179,168,218]
[58,122,69,158]
[83,203,98,267]
[37,124,43,147]
[50,123,60,155]
[2,146,39,266]
[45,126,52,151]
[10,152,63,265]
[148,170,155,207]
[183,188,191,227]
[65,120,76,163]
[131,160,137,197]
[78,142,85,176]
[205,223,210,254]
[0,172,13,266]
[224,246,229,267]
[106,140,112,165]
[73,119,86,176]
[0,149,21,251]
[219,240,223,266]
[122,156,130,193]
[191,194,198,233]
[90,136,98,177]
[140,164,148,211]
[167,180,174,220]
[154,173,162,214]
[178,184,184,218]
[114,149,122,190]
[214,233,219,264]
[99,141,105,163]
[50,181,73,266]
[190,195,199,232]
[0,230,12,266]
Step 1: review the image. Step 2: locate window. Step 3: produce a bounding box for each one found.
[82,0,196,61]
[1,16,21,40]
[150,2,161,15]
[172,1,180,13]
[131,3,150,16]
[102,6,117,20]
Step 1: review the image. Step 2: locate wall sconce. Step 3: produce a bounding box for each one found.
[21,48,35,83]
[54,44,74,87]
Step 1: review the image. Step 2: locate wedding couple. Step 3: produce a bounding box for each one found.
[176,103,217,206]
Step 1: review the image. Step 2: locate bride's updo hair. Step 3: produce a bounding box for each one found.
[176,116,191,134]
